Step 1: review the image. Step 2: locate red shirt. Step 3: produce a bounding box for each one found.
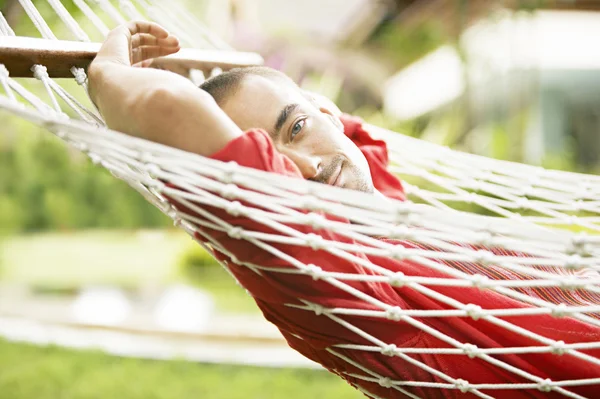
[172,115,600,399]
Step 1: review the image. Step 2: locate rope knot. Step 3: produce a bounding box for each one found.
[145,163,161,178]
[380,344,397,357]
[476,231,493,247]
[221,184,240,200]
[474,250,494,266]
[167,209,178,220]
[550,340,566,356]
[407,212,420,225]
[564,254,582,270]
[551,303,568,318]
[462,343,479,359]
[389,246,408,261]
[571,232,588,247]
[310,303,325,316]
[305,233,325,250]
[227,227,244,240]
[31,65,49,80]
[394,206,411,223]
[389,225,410,240]
[225,201,244,217]
[301,196,320,211]
[71,67,87,85]
[471,274,489,289]
[515,197,529,210]
[139,151,153,163]
[521,185,535,197]
[559,276,580,291]
[464,304,483,320]
[466,180,482,191]
[229,255,240,265]
[572,199,584,212]
[568,233,591,256]
[305,213,325,230]
[537,379,553,392]
[467,192,479,204]
[378,377,392,388]
[565,215,578,226]
[74,142,88,152]
[385,306,403,322]
[148,179,165,191]
[88,153,102,166]
[220,161,238,184]
[389,272,406,287]
[52,127,66,138]
[454,379,471,393]
[306,264,324,281]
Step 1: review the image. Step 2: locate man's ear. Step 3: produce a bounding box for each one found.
[302,90,344,130]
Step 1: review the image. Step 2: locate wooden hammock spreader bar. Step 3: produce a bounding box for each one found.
[0,36,263,78]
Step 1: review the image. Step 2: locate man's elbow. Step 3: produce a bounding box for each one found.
[87,61,111,106]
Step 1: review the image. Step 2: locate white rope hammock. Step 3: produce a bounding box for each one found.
[1,1,599,398]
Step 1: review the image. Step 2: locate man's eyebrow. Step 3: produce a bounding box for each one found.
[274,103,299,137]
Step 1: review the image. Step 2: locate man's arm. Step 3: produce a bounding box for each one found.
[87,21,242,156]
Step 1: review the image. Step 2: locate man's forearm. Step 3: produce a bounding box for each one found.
[88,61,159,137]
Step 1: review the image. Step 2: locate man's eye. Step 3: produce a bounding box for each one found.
[291,119,305,140]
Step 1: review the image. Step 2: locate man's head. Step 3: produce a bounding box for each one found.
[199,66,374,193]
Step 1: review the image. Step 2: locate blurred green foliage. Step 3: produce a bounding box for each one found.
[0,116,170,234]
[0,338,362,399]
[0,230,259,313]
[371,21,447,69]
[177,243,259,313]
[179,242,221,273]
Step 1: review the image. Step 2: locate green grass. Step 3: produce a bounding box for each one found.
[0,230,186,288]
[0,338,362,399]
[0,230,259,313]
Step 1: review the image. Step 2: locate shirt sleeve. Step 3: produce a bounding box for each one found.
[209,128,302,178]
[164,127,600,399]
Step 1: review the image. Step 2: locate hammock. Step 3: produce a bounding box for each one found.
[1,1,599,398]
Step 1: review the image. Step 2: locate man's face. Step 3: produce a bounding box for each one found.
[220,75,374,193]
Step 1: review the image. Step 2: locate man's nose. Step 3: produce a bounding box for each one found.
[295,154,322,180]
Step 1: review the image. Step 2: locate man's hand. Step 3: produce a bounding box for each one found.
[93,20,180,68]
[88,21,242,157]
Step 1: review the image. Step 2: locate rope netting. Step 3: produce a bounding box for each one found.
[1,1,600,398]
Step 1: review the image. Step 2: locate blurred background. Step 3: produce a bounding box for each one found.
[1,0,600,398]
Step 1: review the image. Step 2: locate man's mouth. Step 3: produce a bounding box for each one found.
[328,163,343,187]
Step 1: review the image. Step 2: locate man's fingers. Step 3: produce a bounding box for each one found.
[131,45,180,64]
[98,21,177,66]
[131,33,179,49]
[127,20,169,39]
[133,59,154,68]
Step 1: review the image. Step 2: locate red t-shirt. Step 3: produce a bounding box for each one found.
[171,115,600,399]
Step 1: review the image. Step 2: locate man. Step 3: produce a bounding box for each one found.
[88,21,404,200]
[89,22,599,399]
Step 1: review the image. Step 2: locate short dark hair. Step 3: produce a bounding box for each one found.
[199,66,290,105]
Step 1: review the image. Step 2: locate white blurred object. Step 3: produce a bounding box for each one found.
[384,46,465,121]
[153,284,215,333]
[204,0,386,44]
[384,10,600,121]
[71,286,132,326]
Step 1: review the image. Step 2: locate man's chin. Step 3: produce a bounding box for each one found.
[346,179,374,194]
